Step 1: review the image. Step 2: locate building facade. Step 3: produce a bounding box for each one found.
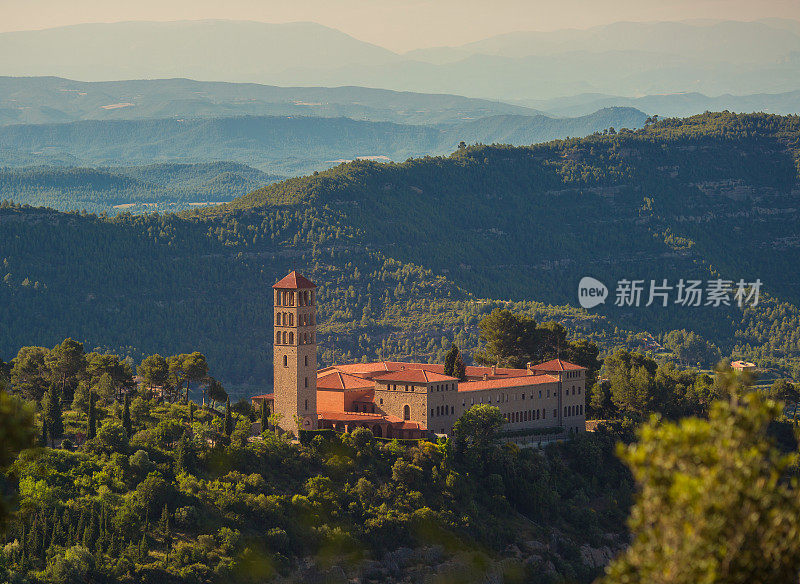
[254,271,587,440]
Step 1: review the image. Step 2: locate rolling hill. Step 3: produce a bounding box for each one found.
[0,162,283,214]
[1,112,799,391]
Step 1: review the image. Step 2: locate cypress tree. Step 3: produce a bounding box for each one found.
[88,391,97,440]
[162,506,172,566]
[28,515,39,559]
[49,508,60,547]
[444,345,458,376]
[189,401,195,424]
[224,398,233,436]
[159,504,169,538]
[261,400,269,433]
[138,533,147,562]
[43,387,64,447]
[454,352,467,381]
[40,420,48,448]
[175,431,190,473]
[19,522,27,569]
[122,392,131,437]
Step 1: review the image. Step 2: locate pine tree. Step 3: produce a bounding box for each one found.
[88,391,97,439]
[224,398,233,436]
[122,392,131,437]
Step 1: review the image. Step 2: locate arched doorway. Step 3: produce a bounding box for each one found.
[372,424,383,437]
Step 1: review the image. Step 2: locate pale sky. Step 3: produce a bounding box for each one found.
[1,0,799,52]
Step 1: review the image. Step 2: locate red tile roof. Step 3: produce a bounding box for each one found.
[317,370,374,390]
[372,369,458,384]
[273,271,317,289]
[251,393,274,400]
[529,359,585,372]
[458,374,560,392]
[331,361,530,380]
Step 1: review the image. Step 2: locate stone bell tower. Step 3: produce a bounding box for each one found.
[272,271,318,435]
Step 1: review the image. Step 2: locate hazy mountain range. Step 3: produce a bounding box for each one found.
[0,108,647,176]
[1,19,799,101]
[520,91,800,118]
[0,76,541,127]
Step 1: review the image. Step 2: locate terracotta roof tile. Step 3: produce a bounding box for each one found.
[372,369,458,384]
[272,271,317,289]
[529,358,585,372]
[317,370,374,390]
[458,374,560,392]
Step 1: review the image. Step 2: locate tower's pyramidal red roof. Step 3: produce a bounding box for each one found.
[273,270,317,289]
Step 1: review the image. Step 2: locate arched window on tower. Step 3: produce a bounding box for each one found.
[282,331,287,344]
[304,399,308,411]
[283,355,288,367]
[276,331,281,344]
[289,332,294,344]
[276,290,282,306]
[403,405,410,420]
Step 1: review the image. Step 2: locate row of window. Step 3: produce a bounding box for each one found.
[383,382,456,392]
[431,405,454,417]
[505,409,548,423]
[275,290,314,307]
[276,312,316,327]
[503,404,583,423]
[276,331,316,345]
[564,371,581,379]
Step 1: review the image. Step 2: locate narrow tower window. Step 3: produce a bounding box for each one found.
[283,355,288,367]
